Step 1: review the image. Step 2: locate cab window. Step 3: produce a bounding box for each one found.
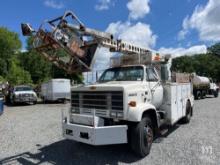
[146,68,159,81]
[99,66,144,82]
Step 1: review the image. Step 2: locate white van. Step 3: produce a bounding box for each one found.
[41,79,71,102]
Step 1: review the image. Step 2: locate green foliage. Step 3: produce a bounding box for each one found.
[0,76,6,82]
[171,53,220,82]
[207,43,220,57]
[51,65,83,83]
[0,27,22,77]
[18,50,52,84]
[6,58,32,85]
[0,27,21,57]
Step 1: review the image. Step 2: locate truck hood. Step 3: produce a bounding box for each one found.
[72,81,145,92]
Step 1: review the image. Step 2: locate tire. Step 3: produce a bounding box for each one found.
[201,90,206,99]
[196,91,201,100]
[194,92,198,100]
[214,90,219,98]
[182,101,191,124]
[42,97,47,104]
[61,99,66,104]
[130,115,154,157]
[10,98,15,106]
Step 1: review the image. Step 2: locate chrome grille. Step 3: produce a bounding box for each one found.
[19,93,33,97]
[71,91,123,116]
[81,108,108,117]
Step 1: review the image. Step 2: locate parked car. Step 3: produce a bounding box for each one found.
[10,85,37,105]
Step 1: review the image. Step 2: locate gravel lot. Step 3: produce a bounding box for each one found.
[0,97,220,165]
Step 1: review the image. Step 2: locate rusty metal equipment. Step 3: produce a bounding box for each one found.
[21,10,153,74]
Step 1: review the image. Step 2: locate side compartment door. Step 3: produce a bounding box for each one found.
[171,85,178,123]
[177,85,183,118]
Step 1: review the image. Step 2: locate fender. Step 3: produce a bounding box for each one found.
[127,103,157,122]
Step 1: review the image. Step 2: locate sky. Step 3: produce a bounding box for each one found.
[0,0,219,70]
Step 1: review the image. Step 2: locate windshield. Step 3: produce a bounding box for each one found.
[15,86,32,91]
[99,66,144,82]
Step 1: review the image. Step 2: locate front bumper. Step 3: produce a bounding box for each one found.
[14,97,37,103]
[62,120,128,145]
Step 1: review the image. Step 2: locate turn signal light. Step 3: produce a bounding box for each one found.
[128,101,136,107]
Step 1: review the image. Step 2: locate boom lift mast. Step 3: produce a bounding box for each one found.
[21,11,155,74]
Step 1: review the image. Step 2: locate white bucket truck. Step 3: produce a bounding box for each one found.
[21,11,194,157]
[63,54,194,157]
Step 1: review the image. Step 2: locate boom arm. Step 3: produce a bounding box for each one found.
[21,10,152,74]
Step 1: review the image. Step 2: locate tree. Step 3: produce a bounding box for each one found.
[6,58,32,85]
[51,65,83,83]
[0,27,22,76]
[18,51,52,84]
[16,37,53,84]
[207,43,220,57]
[171,56,195,73]
[171,53,220,82]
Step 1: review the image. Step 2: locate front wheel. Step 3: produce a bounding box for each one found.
[10,98,16,106]
[130,115,154,157]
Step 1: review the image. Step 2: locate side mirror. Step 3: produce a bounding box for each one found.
[164,54,171,62]
[21,23,35,36]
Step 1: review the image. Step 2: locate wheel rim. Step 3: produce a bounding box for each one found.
[144,125,153,147]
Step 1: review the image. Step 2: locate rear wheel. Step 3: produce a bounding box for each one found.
[196,91,201,100]
[130,115,154,157]
[182,101,192,124]
[42,97,47,104]
[201,90,206,99]
[214,90,219,98]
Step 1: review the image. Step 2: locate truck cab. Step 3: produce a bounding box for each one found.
[209,79,219,98]
[63,64,194,157]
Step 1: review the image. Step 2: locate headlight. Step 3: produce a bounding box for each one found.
[110,112,117,117]
[71,107,80,114]
[14,94,19,98]
[117,112,123,118]
[110,111,123,118]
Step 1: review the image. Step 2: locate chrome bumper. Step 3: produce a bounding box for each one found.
[62,120,128,145]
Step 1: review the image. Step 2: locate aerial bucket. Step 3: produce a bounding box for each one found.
[21,11,108,74]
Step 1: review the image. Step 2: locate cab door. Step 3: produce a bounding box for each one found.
[146,67,163,109]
